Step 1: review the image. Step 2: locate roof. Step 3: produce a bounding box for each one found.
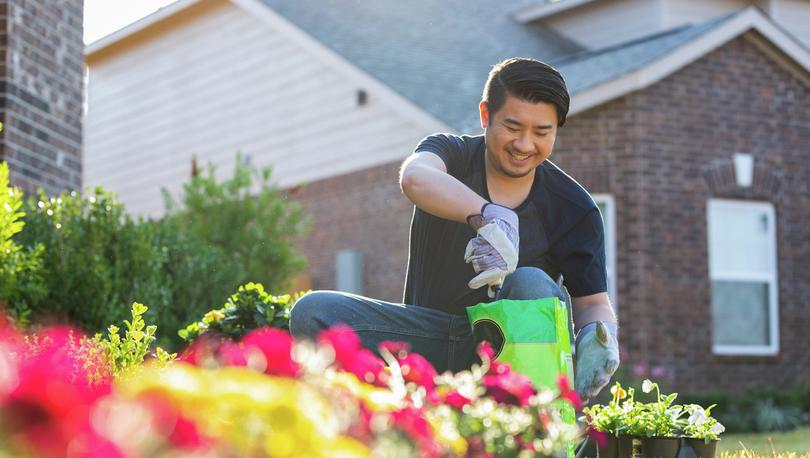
[554,12,737,94]
[86,2,810,131]
[254,0,581,132]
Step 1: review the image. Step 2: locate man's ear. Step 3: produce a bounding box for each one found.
[479,101,490,130]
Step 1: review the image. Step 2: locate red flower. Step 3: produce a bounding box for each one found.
[242,328,299,377]
[556,375,582,409]
[177,335,221,367]
[1,327,121,458]
[379,340,410,358]
[216,340,248,367]
[318,325,362,366]
[588,425,609,449]
[391,406,442,458]
[443,391,472,409]
[483,361,535,407]
[477,340,495,361]
[399,353,437,392]
[318,326,386,386]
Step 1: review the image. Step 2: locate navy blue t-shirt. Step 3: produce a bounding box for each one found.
[403,133,607,315]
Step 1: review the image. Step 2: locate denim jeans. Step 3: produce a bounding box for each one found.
[289,267,567,373]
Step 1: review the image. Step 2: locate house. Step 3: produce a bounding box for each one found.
[84,0,810,393]
[0,0,84,196]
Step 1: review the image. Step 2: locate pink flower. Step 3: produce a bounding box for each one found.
[177,335,221,367]
[556,375,582,409]
[318,325,362,364]
[1,327,120,458]
[399,353,437,392]
[483,360,535,407]
[477,340,495,361]
[241,328,299,377]
[318,326,386,386]
[588,425,609,449]
[216,340,248,367]
[379,340,410,358]
[391,406,442,458]
[443,391,472,409]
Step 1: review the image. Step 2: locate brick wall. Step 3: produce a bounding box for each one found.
[0,0,84,195]
[294,162,413,302]
[295,35,810,393]
[553,35,810,393]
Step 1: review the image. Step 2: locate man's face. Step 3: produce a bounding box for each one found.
[480,94,558,179]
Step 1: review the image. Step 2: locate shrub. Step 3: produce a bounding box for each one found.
[6,156,309,350]
[0,162,48,325]
[161,154,309,296]
[15,187,170,332]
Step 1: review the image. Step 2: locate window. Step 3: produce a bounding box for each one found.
[592,194,617,309]
[707,199,778,355]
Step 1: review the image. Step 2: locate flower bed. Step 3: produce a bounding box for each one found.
[0,303,581,457]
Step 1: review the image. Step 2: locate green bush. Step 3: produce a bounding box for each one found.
[15,187,170,331]
[681,384,810,434]
[162,155,309,293]
[6,155,309,350]
[0,162,47,324]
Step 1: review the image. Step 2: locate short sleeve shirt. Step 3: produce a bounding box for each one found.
[403,133,607,315]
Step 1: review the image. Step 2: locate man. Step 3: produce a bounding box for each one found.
[290,57,619,402]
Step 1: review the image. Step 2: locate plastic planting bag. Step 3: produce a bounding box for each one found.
[467,297,576,457]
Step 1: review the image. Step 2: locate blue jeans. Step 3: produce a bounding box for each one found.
[289,267,567,373]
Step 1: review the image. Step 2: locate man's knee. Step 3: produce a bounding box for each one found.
[289,291,336,339]
[500,267,563,301]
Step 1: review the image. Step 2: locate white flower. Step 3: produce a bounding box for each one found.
[710,422,725,435]
[642,379,655,393]
[688,409,707,426]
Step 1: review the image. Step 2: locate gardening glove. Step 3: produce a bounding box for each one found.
[574,321,620,404]
[464,203,519,297]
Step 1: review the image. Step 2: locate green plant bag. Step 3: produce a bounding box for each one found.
[467,297,576,457]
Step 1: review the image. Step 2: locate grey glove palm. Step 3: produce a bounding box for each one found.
[574,321,620,404]
[464,203,519,294]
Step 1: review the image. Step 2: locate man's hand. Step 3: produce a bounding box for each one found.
[575,321,620,404]
[464,203,519,295]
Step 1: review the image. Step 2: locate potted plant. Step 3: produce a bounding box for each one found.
[581,382,637,458]
[626,379,686,458]
[681,404,725,458]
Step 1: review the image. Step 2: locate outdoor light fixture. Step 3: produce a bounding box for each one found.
[733,153,754,187]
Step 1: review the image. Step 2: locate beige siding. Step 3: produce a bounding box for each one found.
[544,0,662,50]
[770,0,810,48]
[85,1,439,218]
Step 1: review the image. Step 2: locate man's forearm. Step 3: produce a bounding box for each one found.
[571,293,617,333]
[400,164,487,224]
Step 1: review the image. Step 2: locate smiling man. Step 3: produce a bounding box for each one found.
[290,57,619,402]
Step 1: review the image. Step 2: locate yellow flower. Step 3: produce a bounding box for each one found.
[610,383,627,400]
[202,309,226,325]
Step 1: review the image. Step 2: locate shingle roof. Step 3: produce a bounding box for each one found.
[554,12,739,94]
[257,1,738,131]
[257,0,581,132]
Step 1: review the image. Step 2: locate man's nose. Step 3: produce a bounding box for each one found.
[512,134,533,153]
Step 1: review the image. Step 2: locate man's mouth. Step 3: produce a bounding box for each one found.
[508,150,533,162]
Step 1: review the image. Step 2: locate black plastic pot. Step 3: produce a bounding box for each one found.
[640,437,680,458]
[617,435,638,458]
[682,438,718,458]
[596,434,618,458]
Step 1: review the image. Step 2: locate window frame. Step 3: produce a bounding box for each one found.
[707,198,779,356]
[592,194,617,310]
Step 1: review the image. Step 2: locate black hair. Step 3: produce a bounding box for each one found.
[482,57,570,127]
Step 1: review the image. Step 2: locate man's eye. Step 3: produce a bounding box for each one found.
[505,126,519,133]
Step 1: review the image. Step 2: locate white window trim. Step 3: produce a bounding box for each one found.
[592,194,617,310]
[707,199,779,356]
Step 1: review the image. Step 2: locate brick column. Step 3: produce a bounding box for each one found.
[0,0,84,195]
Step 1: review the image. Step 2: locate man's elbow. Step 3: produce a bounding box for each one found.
[399,165,426,197]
